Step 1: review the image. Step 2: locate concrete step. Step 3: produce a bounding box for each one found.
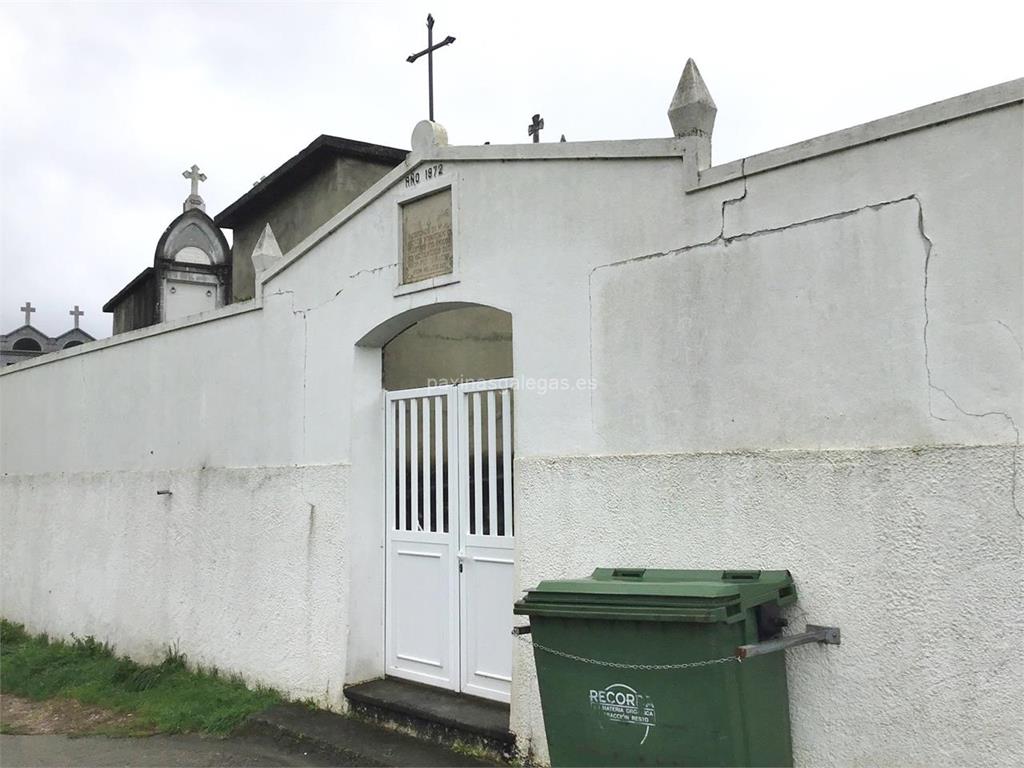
[343,678,515,762]
[242,702,499,767]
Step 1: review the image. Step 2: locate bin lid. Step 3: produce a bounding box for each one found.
[514,568,796,623]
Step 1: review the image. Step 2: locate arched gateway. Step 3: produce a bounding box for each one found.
[372,305,515,702]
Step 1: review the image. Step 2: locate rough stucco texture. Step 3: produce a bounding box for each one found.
[510,447,1023,767]
[0,465,351,708]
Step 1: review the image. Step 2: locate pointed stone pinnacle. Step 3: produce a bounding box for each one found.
[668,58,717,139]
[250,223,283,274]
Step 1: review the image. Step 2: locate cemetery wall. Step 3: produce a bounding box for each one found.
[509,91,1023,765]
[1,80,1020,765]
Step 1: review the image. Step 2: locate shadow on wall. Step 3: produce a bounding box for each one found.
[382,306,512,391]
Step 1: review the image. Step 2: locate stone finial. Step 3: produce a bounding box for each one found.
[411,120,448,155]
[668,59,716,138]
[250,223,283,274]
[669,59,717,171]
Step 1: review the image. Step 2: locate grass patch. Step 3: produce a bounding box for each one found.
[0,619,280,734]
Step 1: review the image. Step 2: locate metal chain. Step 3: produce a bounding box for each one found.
[514,633,739,670]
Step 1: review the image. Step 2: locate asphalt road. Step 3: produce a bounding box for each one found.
[0,733,335,768]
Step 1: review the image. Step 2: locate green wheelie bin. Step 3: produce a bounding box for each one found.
[514,568,797,767]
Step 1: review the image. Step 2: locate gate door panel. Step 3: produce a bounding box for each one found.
[458,380,515,702]
[384,380,515,703]
[385,386,459,690]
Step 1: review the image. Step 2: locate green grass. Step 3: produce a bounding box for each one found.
[0,618,281,734]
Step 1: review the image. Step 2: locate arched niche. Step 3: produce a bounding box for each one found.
[13,337,42,351]
[173,245,213,264]
[370,304,513,391]
[154,209,229,266]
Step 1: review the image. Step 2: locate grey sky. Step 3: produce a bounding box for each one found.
[1,0,1020,340]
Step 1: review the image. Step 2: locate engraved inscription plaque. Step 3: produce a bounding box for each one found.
[402,189,453,284]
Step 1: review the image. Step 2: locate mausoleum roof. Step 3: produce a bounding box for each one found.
[103,267,154,312]
[214,135,408,229]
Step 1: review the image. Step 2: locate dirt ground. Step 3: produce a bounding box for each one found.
[0,693,155,737]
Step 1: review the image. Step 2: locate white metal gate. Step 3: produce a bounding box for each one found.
[384,379,515,702]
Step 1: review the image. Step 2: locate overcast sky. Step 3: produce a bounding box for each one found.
[1,0,1020,339]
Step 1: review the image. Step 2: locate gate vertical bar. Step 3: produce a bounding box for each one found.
[422,397,432,531]
[502,390,512,535]
[458,388,469,538]
[435,397,444,532]
[472,392,483,536]
[397,400,406,530]
[487,390,497,536]
[386,396,396,531]
[409,398,419,530]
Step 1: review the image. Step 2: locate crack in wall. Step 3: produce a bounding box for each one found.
[349,264,396,280]
[917,197,1021,519]
[263,288,345,464]
[589,184,1021,520]
[719,158,747,239]
[996,320,1024,358]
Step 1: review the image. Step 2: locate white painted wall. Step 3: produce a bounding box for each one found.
[1,81,1021,766]
[1,465,349,705]
[511,447,1021,767]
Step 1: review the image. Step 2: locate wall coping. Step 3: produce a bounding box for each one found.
[0,300,262,377]
[689,77,1023,192]
[260,78,1023,286]
[5,80,1019,377]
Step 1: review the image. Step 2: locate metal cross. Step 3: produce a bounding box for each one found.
[20,301,35,326]
[406,14,456,122]
[528,114,544,143]
[69,305,84,329]
[182,164,207,197]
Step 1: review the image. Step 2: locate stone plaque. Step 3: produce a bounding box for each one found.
[402,189,453,284]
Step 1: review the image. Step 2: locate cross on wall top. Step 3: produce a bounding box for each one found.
[69,305,84,329]
[528,114,544,143]
[20,301,35,326]
[406,14,456,122]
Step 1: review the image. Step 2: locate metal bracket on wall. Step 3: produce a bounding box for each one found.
[736,625,841,660]
[511,625,532,636]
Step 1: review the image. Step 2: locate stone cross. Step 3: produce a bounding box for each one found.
[528,114,544,143]
[182,164,208,211]
[182,164,207,197]
[20,301,35,326]
[69,305,84,329]
[406,14,456,122]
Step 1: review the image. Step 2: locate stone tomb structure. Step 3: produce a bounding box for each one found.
[105,140,408,334]
[0,302,95,366]
[215,135,408,302]
[104,168,232,334]
[1,63,1022,767]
